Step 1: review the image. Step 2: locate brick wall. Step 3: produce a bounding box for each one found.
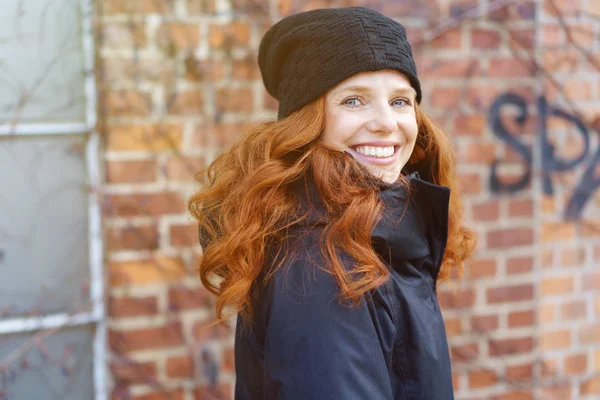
[97,0,600,399]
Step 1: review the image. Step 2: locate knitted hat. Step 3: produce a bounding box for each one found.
[258,7,421,120]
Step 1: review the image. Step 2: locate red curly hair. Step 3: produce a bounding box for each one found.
[188,95,475,323]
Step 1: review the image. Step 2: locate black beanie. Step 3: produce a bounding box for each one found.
[258,7,422,120]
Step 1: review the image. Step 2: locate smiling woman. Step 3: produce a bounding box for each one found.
[323,70,419,183]
[188,6,475,400]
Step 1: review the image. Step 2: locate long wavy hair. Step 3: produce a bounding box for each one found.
[188,95,475,324]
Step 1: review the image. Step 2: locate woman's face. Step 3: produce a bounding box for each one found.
[322,70,418,183]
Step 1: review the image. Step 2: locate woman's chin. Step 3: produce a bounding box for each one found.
[365,165,402,184]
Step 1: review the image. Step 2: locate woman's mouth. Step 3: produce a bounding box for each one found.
[348,144,401,166]
[354,145,395,158]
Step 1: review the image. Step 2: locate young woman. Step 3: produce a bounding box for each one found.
[189,7,475,399]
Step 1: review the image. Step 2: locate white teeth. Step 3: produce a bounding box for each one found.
[354,145,395,158]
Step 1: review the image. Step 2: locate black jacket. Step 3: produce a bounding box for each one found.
[234,172,454,399]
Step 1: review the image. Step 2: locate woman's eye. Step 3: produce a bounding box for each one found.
[391,98,410,107]
[342,97,361,107]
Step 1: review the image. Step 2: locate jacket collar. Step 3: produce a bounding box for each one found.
[291,171,451,281]
[292,171,449,227]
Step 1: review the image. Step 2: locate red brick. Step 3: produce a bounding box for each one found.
[209,21,251,49]
[541,49,579,74]
[444,317,463,337]
[157,23,200,50]
[168,286,211,311]
[537,383,572,400]
[451,343,479,362]
[109,256,188,286]
[187,0,216,14]
[508,27,535,50]
[468,258,497,279]
[540,276,574,296]
[560,246,587,266]
[421,58,479,78]
[489,337,534,356]
[561,300,587,320]
[166,90,204,115]
[570,24,597,47]
[106,123,183,152]
[487,228,533,249]
[540,330,571,350]
[106,192,185,217]
[132,390,185,400]
[580,324,600,345]
[467,84,499,111]
[438,289,475,309]
[105,89,153,117]
[430,86,462,108]
[541,358,559,378]
[581,375,600,395]
[508,198,533,217]
[489,57,534,77]
[540,304,556,324]
[103,0,171,14]
[464,142,497,164]
[104,57,175,83]
[543,0,582,15]
[564,353,587,375]
[506,256,533,275]
[453,114,486,136]
[101,22,147,48]
[541,222,576,242]
[583,272,600,291]
[458,172,482,195]
[581,219,600,237]
[166,355,194,378]
[471,28,502,49]
[487,284,533,304]
[508,310,535,327]
[193,122,250,148]
[506,362,533,382]
[468,369,497,389]
[472,200,500,221]
[106,225,159,252]
[541,250,554,268]
[491,391,533,400]
[232,57,261,80]
[106,160,157,184]
[216,87,254,113]
[165,156,206,182]
[109,322,185,352]
[110,360,157,384]
[109,296,159,318]
[430,28,462,49]
[185,56,226,81]
[170,223,199,247]
[564,79,594,101]
[452,372,461,392]
[471,315,498,333]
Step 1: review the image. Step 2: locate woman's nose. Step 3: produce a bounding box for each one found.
[365,104,396,134]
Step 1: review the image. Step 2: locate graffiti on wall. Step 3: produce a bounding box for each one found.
[488,92,599,220]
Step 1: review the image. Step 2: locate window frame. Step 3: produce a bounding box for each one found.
[0,0,107,399]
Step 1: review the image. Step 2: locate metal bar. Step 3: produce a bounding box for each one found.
[80,0,108,398]
[0,122,90,136]
[0,312,98,335]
